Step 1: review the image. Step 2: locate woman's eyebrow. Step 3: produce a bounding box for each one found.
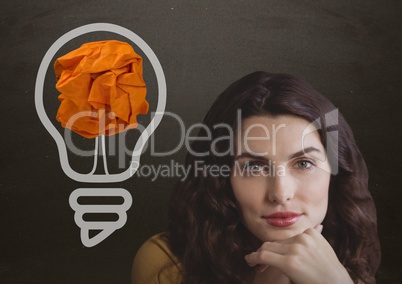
[288,146,322,159]
[234,147,323,161]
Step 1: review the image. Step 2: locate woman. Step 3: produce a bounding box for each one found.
[132,71,381,283]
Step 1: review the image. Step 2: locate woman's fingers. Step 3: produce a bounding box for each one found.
[245,249,284,267]
[244,225,353,284]
[256,264,269,273]
[245,224,323,272]
[245,241,296,272]
[245,241,291,267]
[257,241,290,255]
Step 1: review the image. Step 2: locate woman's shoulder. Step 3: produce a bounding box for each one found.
[132,233,183,284]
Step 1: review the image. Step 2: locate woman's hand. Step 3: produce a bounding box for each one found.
[245,225,354,284]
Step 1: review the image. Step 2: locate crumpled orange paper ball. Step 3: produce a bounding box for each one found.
[54,40,149,138]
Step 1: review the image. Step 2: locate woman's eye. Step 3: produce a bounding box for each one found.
[246,163,263,171]
[243,161,268,174]
[295,160,314,170]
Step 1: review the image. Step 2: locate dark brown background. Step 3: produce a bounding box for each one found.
[0,0,401,283]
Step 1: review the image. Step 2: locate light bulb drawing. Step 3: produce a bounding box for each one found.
[35,23,166,247]
[70,188,132,248]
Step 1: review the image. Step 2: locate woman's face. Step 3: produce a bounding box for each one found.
[230,115,331,242]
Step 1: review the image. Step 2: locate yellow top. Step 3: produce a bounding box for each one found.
[132,233,183,284]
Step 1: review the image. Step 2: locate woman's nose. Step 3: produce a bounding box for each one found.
[267,175,295,204]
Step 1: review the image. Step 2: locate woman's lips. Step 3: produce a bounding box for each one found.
[263,212,302,227]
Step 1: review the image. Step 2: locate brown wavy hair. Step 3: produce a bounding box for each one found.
[165,71,381,283]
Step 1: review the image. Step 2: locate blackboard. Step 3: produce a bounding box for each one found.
[1,0,401,283]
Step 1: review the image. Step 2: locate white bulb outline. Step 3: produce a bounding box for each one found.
[69,188,133,247]
[35,23,167,183]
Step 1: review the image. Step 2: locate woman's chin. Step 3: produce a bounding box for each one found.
[259,227,304,242]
